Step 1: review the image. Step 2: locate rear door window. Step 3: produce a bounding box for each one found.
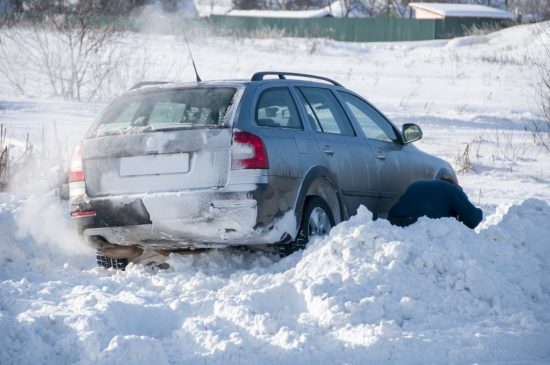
[297,87,355,136]
[255,87,303,129]
[148,102,187,124]
[94,87,237,135]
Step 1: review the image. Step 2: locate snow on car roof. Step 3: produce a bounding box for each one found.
[128,80,249,92]
[409,2,515,19]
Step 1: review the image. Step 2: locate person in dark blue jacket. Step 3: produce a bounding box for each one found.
[387,179,483,229]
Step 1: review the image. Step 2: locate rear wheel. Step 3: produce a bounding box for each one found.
[278,196,335,257]
[96,251,129,270]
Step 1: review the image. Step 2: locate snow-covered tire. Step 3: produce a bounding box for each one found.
[278,196,334,257]
[96,251,129,270]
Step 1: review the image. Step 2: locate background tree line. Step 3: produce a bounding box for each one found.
[232,0,549,19]
[0,0,185,15]
[0,0,548,19]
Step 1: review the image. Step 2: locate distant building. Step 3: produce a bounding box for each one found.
[408,2,515,20]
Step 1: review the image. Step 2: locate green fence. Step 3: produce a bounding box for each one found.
[208,15,511,42]
[8,13,512,42]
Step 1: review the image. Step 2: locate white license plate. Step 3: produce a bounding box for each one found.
[120,153,190,176]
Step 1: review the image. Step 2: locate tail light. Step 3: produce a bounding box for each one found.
[71,211,96,218]
[69,144,85,183]
[231,131,269,169]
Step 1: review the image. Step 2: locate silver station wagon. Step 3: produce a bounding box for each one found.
[69,72,457,268]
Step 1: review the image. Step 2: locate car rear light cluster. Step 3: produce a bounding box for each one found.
[69,144,85,183]
[231,131,269,169]
[69,143,95,217]
[71,211,96,218]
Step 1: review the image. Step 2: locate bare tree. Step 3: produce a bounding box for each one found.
[333,0,375,17]
[231,0,380,14]
[532,22,550,152]
[0,7,126,101]
[508,0,550,21]
[0,124,10,192]
[360,0,380,16]
[0,33,28,94]
[389,0,413,17]
[232,0,295,10]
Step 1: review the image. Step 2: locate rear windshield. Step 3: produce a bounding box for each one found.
[93,87,238,136]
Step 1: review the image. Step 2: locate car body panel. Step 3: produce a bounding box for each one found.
[71,75,456,250]
[83,128,233,197]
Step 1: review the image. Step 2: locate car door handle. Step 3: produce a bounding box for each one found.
[323,145,334,156]
[376,150,386,160]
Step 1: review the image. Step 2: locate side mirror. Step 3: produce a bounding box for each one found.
[402,123,423,144]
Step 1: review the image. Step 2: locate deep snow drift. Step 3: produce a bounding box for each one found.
[1,196,549,364]
[1,21,550,364]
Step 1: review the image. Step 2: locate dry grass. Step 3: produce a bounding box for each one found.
[0,124,9,191]
[455,142,472,174]
[0,124,67,195]
[531,22,550,152]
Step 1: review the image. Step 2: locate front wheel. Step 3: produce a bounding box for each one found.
[278,196,335,256]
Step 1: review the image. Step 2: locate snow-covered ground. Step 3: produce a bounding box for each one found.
[1,22,549,364]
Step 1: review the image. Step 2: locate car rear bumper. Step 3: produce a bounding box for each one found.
[71,188,297,248]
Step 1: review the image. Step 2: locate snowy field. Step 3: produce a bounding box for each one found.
[1,21,550,364]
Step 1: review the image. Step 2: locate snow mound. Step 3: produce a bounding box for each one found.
[1,198,549,364]
[444,20,550,54]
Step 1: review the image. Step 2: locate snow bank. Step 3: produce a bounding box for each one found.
[1,197,549,364]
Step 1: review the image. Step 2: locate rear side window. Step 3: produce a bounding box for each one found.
[94,87,237,135]
[339,92,398,143]
[297,87,355,136]
[255,87,302,129]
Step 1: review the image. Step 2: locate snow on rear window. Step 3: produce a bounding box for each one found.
[95,87,237,135]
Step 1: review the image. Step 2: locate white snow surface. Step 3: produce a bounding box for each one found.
[1,196,549,364]
[227,1,346,18]
[409,2,515,19]
[1,22,550,364]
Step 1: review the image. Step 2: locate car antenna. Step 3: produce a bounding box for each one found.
[183,29,202,82]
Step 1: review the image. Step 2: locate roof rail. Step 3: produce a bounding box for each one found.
[129,81,170,90]
[251,71,342,87]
